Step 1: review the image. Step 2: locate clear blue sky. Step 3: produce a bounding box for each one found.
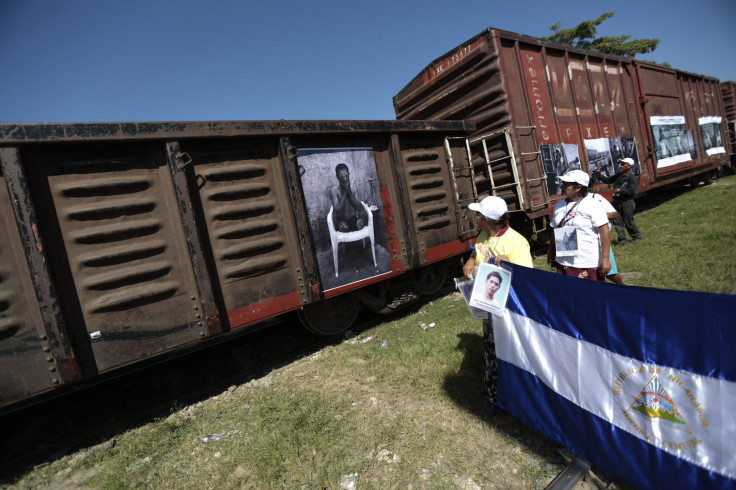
[2,0,734,123]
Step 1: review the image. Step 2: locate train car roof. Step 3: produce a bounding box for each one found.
[0,119,475,143]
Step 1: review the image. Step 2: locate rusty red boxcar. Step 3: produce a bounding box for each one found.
[394,28,731,239]
[722,80,736,163]
[0,119,476,410]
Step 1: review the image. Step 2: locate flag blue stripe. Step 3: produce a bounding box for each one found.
[501,263,736,382]
[496,360,733,489]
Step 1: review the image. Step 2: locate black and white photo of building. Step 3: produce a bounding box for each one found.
[620,137,642,175]
[699,116,726,156]
[585,138,614,185]
[651,116,692,168]
[540,143,581,196]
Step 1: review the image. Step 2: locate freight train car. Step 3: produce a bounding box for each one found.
[0,119,476,410]
[394,28,731,240]
[722,80,736,164]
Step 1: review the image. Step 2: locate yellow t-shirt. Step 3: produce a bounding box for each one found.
[474,226,533,268]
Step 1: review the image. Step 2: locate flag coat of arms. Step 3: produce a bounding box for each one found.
[493,264,736,489]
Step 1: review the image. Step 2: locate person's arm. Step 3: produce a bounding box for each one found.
[330,186,347,211]
[594,168,612,184]
[462,255,476,278]
[598,224,612,275]
[345,184,363,209]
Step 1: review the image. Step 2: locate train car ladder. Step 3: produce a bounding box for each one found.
[469,127,526,210]
[444,136,478,239]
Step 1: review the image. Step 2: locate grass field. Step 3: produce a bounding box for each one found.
[9,175,736,489]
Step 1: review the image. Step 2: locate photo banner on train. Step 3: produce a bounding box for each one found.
[650,116,694,168]
[491,263,736,489]
[698,116,726,156]
[296,147,391,291]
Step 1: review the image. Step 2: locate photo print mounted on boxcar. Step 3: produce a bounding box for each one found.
[699,116,726,156]
[540,143,581,196]
[650,116,692,168]
[620,137,642,175]
[296,148,392,291]
[585,138,614,185]
[605,136,642,176]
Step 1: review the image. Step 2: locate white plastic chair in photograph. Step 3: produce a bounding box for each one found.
[326,201,376,277]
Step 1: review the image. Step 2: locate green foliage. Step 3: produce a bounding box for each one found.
[544,12,659,57]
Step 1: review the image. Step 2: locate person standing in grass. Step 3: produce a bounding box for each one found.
[462,196,532,406]
[590,192,626,285]
[548,170,612,281]
[595,158,642,246]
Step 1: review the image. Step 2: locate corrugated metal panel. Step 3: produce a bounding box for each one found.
[0,169,64,404]
[179,138,303,325]
[23,144,207,373]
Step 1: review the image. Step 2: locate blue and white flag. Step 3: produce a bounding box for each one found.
[493,263,736,489]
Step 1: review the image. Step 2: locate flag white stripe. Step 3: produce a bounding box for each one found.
[494,310,736,478]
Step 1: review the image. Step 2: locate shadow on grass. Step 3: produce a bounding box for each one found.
[441,332,570,476]
[442,332,488,417]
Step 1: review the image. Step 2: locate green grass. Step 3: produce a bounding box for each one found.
[12,175,736,489]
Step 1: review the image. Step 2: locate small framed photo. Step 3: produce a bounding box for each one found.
[554,226,578,257]
[468,263,512,317]
[455,278,487,319]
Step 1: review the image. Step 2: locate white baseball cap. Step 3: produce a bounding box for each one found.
[618,157,634,166]
[468,196,508,220]
[559,169,590,187]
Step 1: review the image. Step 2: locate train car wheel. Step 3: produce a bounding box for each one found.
[298,294,360,336]
[413,263,447,295]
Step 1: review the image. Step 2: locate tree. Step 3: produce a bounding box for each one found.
[544,12,659,58]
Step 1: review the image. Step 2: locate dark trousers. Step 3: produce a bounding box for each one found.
[612,198,641,242]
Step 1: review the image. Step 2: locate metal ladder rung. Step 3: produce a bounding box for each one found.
[492,183,517,191]
[489,155,512,164]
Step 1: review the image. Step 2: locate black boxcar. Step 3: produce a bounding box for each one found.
[0,119,476,410]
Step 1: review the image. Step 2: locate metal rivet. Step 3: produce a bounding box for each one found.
[52,379,59,385]
[193,305,198,310]
[49,367,56,372]
[197,322,203,327]
[43,347,50,353]
[199,332,205,337]
[40,335,48,341]
[46,356,53,362]
[190,295,196,300]
[195,314,201,319]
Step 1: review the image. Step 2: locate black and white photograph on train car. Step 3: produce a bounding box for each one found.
[585,138,614,185]
[540,143,581,196]
[699,116,726,156]
[296,147,392,291]
[650,116,692,168]
[620,137,642,175]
